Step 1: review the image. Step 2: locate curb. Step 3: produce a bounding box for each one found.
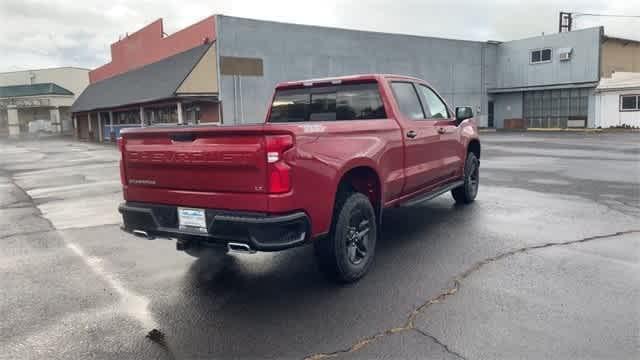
[482,128,640,133]
[524,128,603,133]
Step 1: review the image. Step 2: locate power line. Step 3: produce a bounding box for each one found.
[560,11,640,32]
[573,12,640,19]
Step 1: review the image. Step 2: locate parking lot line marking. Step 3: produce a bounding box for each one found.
[65,242,158,331]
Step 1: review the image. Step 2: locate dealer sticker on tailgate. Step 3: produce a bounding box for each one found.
[178,207,207,232]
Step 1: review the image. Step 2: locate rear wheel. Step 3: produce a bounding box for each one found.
[452,152,479,204]
[314,192,377,283]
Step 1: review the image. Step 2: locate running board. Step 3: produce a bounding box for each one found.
[401,180,464,207]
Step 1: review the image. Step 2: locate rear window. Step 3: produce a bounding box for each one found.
[269,83,386,122]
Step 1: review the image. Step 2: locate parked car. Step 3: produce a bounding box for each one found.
[118,74,480,282]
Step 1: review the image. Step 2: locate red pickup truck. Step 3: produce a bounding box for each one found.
[118,74,480,282]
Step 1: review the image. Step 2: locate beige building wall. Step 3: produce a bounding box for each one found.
[601,38,640,78]
[176,45,219,94]
[0,67,90,99]
[0,68,87,136]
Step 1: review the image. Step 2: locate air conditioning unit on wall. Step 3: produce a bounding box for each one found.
[559,47,573,61]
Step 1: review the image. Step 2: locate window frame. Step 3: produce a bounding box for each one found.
[620,94,640,112]
[415,83,451,120]
[530,48,553,65]
[389,81,426,121]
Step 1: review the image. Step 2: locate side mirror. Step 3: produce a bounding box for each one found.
[455,106,474,124]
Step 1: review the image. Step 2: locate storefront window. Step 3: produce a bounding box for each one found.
[115,111,140,125]
[150,106,178,124]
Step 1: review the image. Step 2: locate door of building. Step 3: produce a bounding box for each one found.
[77,115,89,140]
[488,101,494,128]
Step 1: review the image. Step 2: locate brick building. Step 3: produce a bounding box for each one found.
[71,16,219,141]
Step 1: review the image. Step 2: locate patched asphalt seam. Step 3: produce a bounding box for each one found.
[4,178,57,231]
[412,328,467,360]
[303,229,640,360]
[0,229,54,240]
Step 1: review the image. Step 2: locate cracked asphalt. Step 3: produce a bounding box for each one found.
[0,132,638,360]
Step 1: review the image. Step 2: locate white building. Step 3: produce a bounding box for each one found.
[595,72,640,128]
[0,67,89,137]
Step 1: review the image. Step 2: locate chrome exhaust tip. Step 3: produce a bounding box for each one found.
[132,229,155,240]
[227,242,256,254]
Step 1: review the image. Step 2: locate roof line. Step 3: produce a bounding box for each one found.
[0,82,71,88]
[71,43,211,113]
[603,35,640,43]
[0,66,90,75]
[595,86,640,92]
[90,43,211,86]
[216,14,494,44]
[498,26,603,43]
[113,18,162,43]
[0,82,74,97]
[488,81,598,93]
[0,93,74,100]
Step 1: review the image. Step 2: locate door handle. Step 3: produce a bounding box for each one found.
[437,127,446,134]
[406,130,417,139]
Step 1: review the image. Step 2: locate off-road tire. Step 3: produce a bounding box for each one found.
[452,152,479,204]
[314,192,377,283]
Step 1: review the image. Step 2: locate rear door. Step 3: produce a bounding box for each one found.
[414,84,464,180]
[389,81,443,195]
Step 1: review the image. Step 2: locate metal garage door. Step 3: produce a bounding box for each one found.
[523,88,589,128]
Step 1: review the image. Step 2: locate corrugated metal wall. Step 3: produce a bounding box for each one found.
[216,15,497,127]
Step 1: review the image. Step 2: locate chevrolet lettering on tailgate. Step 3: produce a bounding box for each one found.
[126,149,258,166]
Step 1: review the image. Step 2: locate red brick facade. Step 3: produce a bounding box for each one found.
[90,16,216,84]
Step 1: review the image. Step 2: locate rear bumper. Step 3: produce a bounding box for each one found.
[118,202,311,251]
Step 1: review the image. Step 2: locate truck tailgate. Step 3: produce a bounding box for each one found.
[121,126,271,194]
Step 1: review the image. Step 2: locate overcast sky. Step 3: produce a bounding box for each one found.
[1,0,639,72]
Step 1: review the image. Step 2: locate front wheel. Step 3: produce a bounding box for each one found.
[314,192,377,283]
[452,152,479,204]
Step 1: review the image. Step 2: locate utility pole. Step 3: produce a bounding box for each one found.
[559,12,573,32]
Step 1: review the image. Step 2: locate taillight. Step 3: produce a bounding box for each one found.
[265,135,293,193]
[117,137,126,186]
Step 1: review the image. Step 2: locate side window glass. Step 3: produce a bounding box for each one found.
[417,85,449,119]
[336,84,387,120]
[390,82,424,120]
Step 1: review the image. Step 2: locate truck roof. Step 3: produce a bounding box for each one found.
[275,73,424,89]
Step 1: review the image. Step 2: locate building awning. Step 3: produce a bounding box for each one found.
[596,72,640,92]
[71,42,217,113]
[488,82,598,94]
[0,83,73,98]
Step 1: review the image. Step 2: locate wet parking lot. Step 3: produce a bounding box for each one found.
[0,132,638,360]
